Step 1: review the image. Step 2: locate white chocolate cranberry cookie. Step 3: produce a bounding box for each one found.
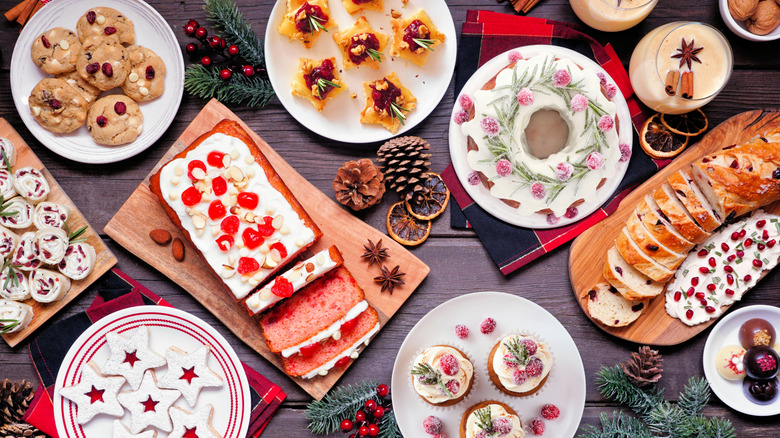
[121,45,166,101]
[28,78,88,134]
[86,95,142,145]
[77,37,130,91]
[30,27,81,75]
[76,7,135,45]
[56,71,101,104]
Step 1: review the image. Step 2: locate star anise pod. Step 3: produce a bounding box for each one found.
[374,265,405,294]
[362,239,389,267]
[671,38,703,70]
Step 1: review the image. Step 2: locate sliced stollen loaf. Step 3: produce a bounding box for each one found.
[667,169,722,232]
[653,184,711,243]
[691,132,780,221]
[603,247,664,301]
[615,227,674,282]
[635,195,695,254]
[625,212,686,270]
[586,282,648,328]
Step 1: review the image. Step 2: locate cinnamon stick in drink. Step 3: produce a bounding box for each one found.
[665,70,680,96]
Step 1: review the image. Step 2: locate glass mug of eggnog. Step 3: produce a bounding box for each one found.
[629,22,733,114]
[569,0,658,32]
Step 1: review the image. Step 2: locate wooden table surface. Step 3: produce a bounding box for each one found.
[2,0,780,436]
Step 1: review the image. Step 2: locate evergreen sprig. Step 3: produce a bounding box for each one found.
[203,0,264,67]
[0,319,21,334]
[503,336,530,366]
[474,407,494,433]
[377,409,401,438]
[579,412,653,438]
[596,365,664,416]
[184,64,275,107]
[305,380,400,438]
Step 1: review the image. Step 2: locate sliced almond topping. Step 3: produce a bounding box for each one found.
[256,254,266,267]
[253,272,264,281]
[128,72,139,82]
[234,179,249,189]
[272,215,284,229]
[306,273,316,282]
[228,186,239,196]
[221,265,235,278]
[200,193,211,203]
[228,166,244,181]
[240,275,249,283]
[239,247,249,257]
[248,277,260,287]
[287,269,302,282]
[296,237,307,248]
[270,248,282,262]
[316,252,327,266]
[236,240,245,249]
[191,167,206,180]
[246,169,256,178]
[171,176,180,186]
[259,243,270,254]
[174,165,185,176]
[259,288,272,301]
[228,254,237,265]
[244,155,255,165]
[305,262,315,273]
[226,196,238,207]
[222,154,232,168]
[192,214,206,229]
[211,225,220,237]
[194,180,207,192]
[230,149,240,160]
[243,211,256,223]
[280,226,290,235]
[263,257,278,269]
[168,191,178,201]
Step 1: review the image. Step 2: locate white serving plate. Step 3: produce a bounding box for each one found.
[448,45,633,229]
[391,292,586,437]
[10,0,184,163]
[703,304,780,416]
[54,306,251,438]
[265,0,457,143]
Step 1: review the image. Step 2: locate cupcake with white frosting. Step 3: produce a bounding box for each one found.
[459,401,524,438]
[411,345,474,406]
[488,334,552,397]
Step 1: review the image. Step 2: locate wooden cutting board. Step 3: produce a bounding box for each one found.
[569,110,780,346]
[0,118,117,347]
[104,99,430,399]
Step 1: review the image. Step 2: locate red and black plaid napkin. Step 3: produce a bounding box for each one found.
[22,269,285,438]
[443,10,665,275]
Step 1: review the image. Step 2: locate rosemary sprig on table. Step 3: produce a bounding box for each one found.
[411,363,452,397]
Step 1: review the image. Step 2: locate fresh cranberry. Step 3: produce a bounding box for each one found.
[241,228,264,249]
[208,200,226,220]
[114,101,126,115]
[40,35,51,48]
[271,277,294,297]
[215,235,234,251]
[370,78,402,114]
[86,11,96,24]
[211,176,227,196]
[49,99,61,109]
[347,33,381,64]
[237,192,259,210]
[181,187,202,206]
[102,62,113,77]
[145,65,155,80]
[220,215,240,234]
[104,26,117,35]
[686,309,694,319]
[207,151,225,167]
[237,257,259,274]
[402,19,431,52]
[294,2,328,34]
[304,59,336,100]
[96,115,108,127]
[721,242,730,252]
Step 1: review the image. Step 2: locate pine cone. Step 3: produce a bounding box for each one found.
[0,380,35,425]
[622,346,663,388]
[0,422,48,438]
[333,159,386,211]
[376,136,431,198]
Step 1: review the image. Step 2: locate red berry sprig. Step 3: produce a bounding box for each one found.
[339,384,392,438]
[181,19,265,80]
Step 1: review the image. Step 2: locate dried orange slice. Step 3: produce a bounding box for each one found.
[405,172,450,221]
[640,114,689,159]
[387,201,431,246]
[661,109,708,137]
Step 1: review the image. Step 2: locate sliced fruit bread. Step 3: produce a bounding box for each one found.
[652,183,711,243]
[603,247,664,301]
[667,169,722,232]
[585,282,648,328]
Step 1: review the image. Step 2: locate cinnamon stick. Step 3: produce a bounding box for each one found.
[4,0,33,22]
[680,71,694,99]
[522,0,542,13]
[16,0,39,25]
[665,70,680,96]
[30,0,44,18]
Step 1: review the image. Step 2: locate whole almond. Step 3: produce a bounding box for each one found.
[149,229,171,245]
[172,238,185,261]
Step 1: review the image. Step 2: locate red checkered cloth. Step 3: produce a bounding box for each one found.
[22,269,285,437]
[443,10,664,275]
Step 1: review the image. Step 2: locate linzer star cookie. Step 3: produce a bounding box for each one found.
[58,361,125,424]
[113,420,158,438]
[157,345,223,407]
[101,326,167,390]
[117,370,180,434]
[168,405,222,438]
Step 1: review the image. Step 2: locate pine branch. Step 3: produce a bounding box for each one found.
[305,380,379,435]
[645,401,685,436]
[203,0,264,67]
[702,416,737,438]
[578,412,653,438]
[596,365,664,416]
[377,410,401,438]
[184,64,275,107]
[678,377,711,416]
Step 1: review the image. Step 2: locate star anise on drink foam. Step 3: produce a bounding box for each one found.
[671,38,703,70]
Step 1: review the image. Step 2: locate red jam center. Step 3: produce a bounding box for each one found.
[348,33,380,64]
[294,2,328,34]
[403,19,430,52]
[370,79,402,114]
[351,0,373,4]
[304,59,336,100]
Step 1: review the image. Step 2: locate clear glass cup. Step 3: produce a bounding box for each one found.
[569,0,658,32]
[629,21,733,114]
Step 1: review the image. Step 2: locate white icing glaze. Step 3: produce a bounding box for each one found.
[13,167,49,204]
[30,268,71,303]
[0,299,32,333]
[58,242,96,280]
[33,202,69,229]
[116,370,180,433]
[492,334,552,393]
[157,346,223,407]
[0,138,17,170]
[0,225,19,259]
[112,420,157,438]
[0,197,33,229]
[101,326,167,391]
[412,346,474,404]
[59,363,125,425]
[465,404,524,438]
[159,133,316,300]
[0,170,16,200]
[282,300,368,358]
[666,210,780,326]
[12,232,41,271]
[168,405,221,438]
[246,247,339,315]
[301,322,380,379]
[461,54,620,217]
[36,227,68,265]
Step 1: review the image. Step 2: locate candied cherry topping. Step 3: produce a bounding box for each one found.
[335,356,351,367]
[294,2,328,34]
[370,78,402,115]
[348,33,380,64]
[403,19,431,52]
[341,316,359,332]
[270,242,288,258]
[299,343,318,357]
[207,151,225,167]
[237,257,259,274]
[187,160,207,180]
[237,192,259,210]
[304,59,336,100]
[271,277,294,297]
[220,215,239,234]
[215,235,234,251]
[212,176,227,197]
[208,200,226,220]
[181,187,202,206]
[242,227,264,249]
[257,216,275,236]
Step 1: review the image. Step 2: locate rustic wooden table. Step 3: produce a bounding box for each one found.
[2,0,780,436]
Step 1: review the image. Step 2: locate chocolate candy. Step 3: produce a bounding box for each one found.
[739,318,776,349]
[744,345,779,380]
[743,377,778,403]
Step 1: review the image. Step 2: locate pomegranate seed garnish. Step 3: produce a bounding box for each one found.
[720,242,729,252]
[731,232,740,241]
[698,248,708,257]
[763,230,769,240]
[85,62,100,74]
[699,266,710,274]
[727,274,734,285]
[114,101,126,115]
[707,284,717,292]
[708,257,716,267]
[102,62,113,77]
[739,229,747,238]
[86,11,96,24]
[744,274,752,282]
[104,26,117,35]
[727,254,736,262]
[695,292,705,300]
[686,309,694,319]
[725,288,735,296]
[745,238,753,247]
[768,239,777,248]
[41,35,51,48]
[687,287,695,297]
[753,259,763,268]
[705,306,716,313]
[737,250,745,258]
[758,243,766,251]
[96,115,107,127]
[145,65,155,80]
[700,299,708,306]
[674,291,682,301]
[691,276,699,286]
[757,219,766,228]
[724,265,734,273]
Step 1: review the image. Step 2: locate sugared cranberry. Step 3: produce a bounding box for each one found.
[86,11,96,24]
[526,357,544,377]
[541,404,560,420]
[85,62,100,74]
[423,416,442,435]
[480,317,497,334]
[145,65,155,80]
[520,338,538,355]
[454,324,469,339]
[512,369,527,385]
[445,380,460,395]
[439,354,460,376]
[41,35,51,48]
[96,115,108,127]
[114,101,126,115]
[104,27,117,35]
[102,62,113,77]
[529,417,546,436]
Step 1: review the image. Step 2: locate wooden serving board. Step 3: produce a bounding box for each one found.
[104,99,430,399]
[0,118,117,347]
[569,110,780,346]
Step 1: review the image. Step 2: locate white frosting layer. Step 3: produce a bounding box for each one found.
[159,133,316,300]
[412,346,474,404]
[0,197,33,229]
[492,334,552,393]
[465,404,524,438]
[666,210,780,326]
[282,300,368,358]
[462,54,620,217]
[0,299,33,333]
[245,247,338,315]
[30,268,71,303]
[13,167,49,204]
[58,242,96,280]
[301,322,380,379]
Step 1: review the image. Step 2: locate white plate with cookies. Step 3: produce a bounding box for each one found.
[391,292,585,437]
[10,0,184,164]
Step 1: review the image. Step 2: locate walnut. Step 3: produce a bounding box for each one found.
[746,0,780,35]
[729,0,759,20]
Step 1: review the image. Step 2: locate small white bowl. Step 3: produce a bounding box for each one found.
[719,0,780,41]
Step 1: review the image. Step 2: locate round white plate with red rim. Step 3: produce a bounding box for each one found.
[10,0,184,164]
[448,45,632,229]
[265,0,457,143]
[703,304,780,416]
[391,292,585,437]
[53,306,250,438]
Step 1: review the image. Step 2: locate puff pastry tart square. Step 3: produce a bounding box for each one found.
[360,72,416,133]
[333,17,389,70]
[291,57,346,111]
[389,10,445,66]
[278,0,336,48]
[340,0,383,14]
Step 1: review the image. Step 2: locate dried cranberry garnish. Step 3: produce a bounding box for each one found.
[304,59,336,100]
[145,65,155,80]
[730,160,739,169]
[370,78,402,114]
[104,26,117,35]
[102,62,113,77]
[402,19,431,52]
[294,2,328,34]
[114,101,126,115]
[774,169,780,179]
[48,99,61,110]
[588,290,597,301]
[85,62,100,74]
[646,244,659,252]
[86,11,96,24]
[96,115,108,127]
[631,303,644,312]
[348,33,380,64]
[41,35,51,48]
[615,266,623,275]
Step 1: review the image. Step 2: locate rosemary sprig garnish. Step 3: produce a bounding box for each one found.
[2,259,20,291]
[503,336,530,367]
[474,407,494,433]
[411,363,452,397]
[412,38,435,51]
[65,223,88,243]
[0,319,21,334]
[0,195,18,218]
[1,150,10,171]
[308,14,327,33]
[315,78,341,99]
[390,102,409,125]
[366,48,383,62]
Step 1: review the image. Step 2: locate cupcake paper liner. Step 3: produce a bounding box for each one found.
[408,341,479,412]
